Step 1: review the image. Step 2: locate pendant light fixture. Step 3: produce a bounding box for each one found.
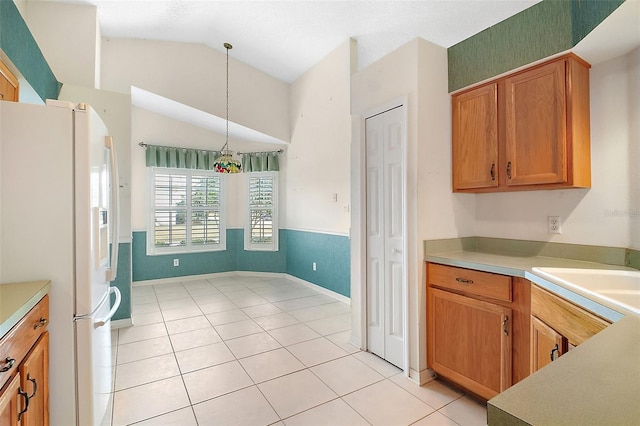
[213,42,242,173]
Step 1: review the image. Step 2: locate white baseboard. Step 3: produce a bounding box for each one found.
[348,332,364,351]
[111,318,133,329]
[133,271,237,287]
[284,274,351,305]
[414,368,437,385]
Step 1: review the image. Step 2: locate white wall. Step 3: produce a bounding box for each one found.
[22,1,100,89]
[627,47,640,250]
[101,38,290,144]
[474,47,640,249]
[286,39,354,234]
[350,37,475,382]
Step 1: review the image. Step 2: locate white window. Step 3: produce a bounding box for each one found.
[245,172,278,251]
[147,167,226,254]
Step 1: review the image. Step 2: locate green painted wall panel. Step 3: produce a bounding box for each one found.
[236,230,287,273]
[571,0,625,44]
[285,230,350,297]
[132,229,350,297]
[132,230,237,281]
[111,243,132,321]
[0,1,60,100]
[448,0,625,92]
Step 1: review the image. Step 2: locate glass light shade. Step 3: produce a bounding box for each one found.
[213,150,242,173]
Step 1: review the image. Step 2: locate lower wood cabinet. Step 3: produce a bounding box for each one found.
[530,316,565,372]
[19,332,49,426]
[0,374,22,426]
[428,287,512,399]
[427,263,531,400]
[530,285,610,374]
[0,296,49,426]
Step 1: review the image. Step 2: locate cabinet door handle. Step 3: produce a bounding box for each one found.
[503,315,509,336]
[490,163,496,181]
[506,161,512,179]
[455,278,474,285]
[0,357,15,372]
[27,373,37,398]
[33,317,48,329]
[550,343,559,362]
[18,386,30,421]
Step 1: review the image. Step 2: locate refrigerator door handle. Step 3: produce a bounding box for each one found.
[94,287,122,328]
[105,136,120,283]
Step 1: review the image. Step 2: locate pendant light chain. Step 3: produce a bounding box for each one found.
[213,42,242,173]
[225,42,230,151]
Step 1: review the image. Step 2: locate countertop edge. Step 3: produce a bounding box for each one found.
[0,281,51,338]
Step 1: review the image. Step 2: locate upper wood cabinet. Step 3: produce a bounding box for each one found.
[0,60,19,103]
[452,83,499,190]
[452,53,591,193]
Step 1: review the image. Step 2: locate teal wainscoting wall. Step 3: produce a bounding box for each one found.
[0,0,61,100]
[111,243,132,321]
[235,230,288,273]
[447,0,625,92]
[285,230,350,298]
[132,229,350,298]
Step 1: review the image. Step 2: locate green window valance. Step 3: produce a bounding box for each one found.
[241,152,280,172]
[144,144,221,170]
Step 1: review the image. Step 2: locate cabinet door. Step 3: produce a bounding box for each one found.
[504,60,567,186]
[428,287,512,399]
[452,83,499,190]
[20,332,49,426]
[0,60,19,102]
[530,316,565,374]
[0,373,21,426]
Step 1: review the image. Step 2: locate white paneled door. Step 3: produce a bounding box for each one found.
[365,105,405,369]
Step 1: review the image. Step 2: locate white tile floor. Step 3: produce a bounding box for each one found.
[111,275,488,426]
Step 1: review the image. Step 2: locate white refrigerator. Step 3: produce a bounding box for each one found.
[0,100,121,426]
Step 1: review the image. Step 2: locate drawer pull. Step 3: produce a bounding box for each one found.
[455,278,474,285]
[0,357,15,372]
[18,386,30,421]
[34,317,48,329]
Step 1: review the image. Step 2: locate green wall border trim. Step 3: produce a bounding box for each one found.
[447,0,625,92]
[424,237,633,269]
[0,0,61,101]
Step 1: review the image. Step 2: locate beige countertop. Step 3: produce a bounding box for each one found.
[424,248,639,425]
[0,281,51,338]
[487,314,640,425]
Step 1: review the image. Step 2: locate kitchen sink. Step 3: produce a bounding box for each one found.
[532,267,640,315]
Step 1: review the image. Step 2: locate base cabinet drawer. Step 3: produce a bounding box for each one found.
[428,263,512,302]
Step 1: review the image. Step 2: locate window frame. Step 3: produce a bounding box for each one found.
[244,171,279,252]
[147,167,227,255]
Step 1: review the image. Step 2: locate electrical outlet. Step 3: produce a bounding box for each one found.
[173,258,179,267]
[312,262,317,271]
[548,216,562,234]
